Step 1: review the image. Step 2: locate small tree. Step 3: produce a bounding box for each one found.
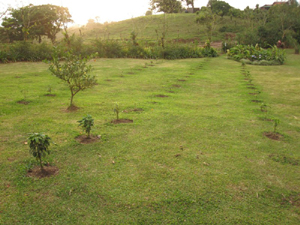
[113,102,120,120]
[78,114,94,138]
[48,50,97,108]
[28,133,52,171]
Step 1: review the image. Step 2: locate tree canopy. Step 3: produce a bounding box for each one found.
[1,4,72,43]
[150,0,182,13]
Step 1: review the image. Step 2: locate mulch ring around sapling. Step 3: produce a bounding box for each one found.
[17,100,30,105]
[172,84,181,88]
[27,165,59,178]
[155,94,168,98]
[111,119,133,124]
[123,108,144,113]
[63,105,80,112]
[264,132,283,141]
[75,135,101,144]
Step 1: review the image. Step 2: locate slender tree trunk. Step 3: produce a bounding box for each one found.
[70,92,75,107]
[39,156,44,171]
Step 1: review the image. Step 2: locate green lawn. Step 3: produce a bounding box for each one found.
[0,52,299,224]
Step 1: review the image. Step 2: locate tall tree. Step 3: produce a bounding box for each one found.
[1,4,72,43]
[181,0,194,12]
[150,0,182,13]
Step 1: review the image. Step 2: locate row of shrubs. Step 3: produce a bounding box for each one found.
[226,44,286,65]
[0,39,218,63]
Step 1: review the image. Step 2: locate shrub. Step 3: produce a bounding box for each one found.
[227,44,286,65]
[28,133,52,171]
[78,115,94,138]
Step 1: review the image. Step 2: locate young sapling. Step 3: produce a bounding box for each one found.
[273,119,280,133]
[28,133,52,171]
[114,102,120,120]
[78,114,94,138]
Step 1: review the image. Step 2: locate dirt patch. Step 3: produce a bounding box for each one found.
[259,117,273,121]
[65,105,80,112]
[27,166,59,178]
[247,87,257,89]
[105,79,112,82]
[172,84,181,88]
[209,41,222,49]
[111,119,133,124]
[123,108,144,113]
[264,132,283,141]
[17,100,30,105]
[127,72,135,75]
[178,79,186,82]
[44,94,56,97]
[252,100,262,103]
[75,135,101,144]
[155,95,168,98]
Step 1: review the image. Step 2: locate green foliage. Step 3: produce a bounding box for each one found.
[151,0,183,13]
[227,45,286,65]
[113,103,120,120]
[27,133,52,170]
[273,119,280,133]
[78,115,94,138]
[1,4,72,43]
[47,49,97,107]
[0,41,53,62]
[211,0,232,18]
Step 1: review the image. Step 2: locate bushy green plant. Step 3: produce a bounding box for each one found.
[227,44,286,65]
[78,115,94,138]
[28,133,52,170]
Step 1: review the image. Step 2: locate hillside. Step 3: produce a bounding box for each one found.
[67,13,245,44]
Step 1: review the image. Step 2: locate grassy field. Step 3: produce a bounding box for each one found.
[0,52,299,224]
[67,13,245,43]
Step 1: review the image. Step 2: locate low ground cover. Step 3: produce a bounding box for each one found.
[0,52,299,224]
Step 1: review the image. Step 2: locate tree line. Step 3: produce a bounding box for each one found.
[0,4,72,43]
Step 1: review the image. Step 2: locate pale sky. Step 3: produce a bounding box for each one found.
[0,0,281,25]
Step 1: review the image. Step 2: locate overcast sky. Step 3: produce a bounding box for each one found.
[0,0,281,25]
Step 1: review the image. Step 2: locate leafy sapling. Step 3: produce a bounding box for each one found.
[78,115,94,138]
[114,102,120,120]
[21,89,28,101]
[47,85,52,94]
[28,133,52,171]
[273,119,280,133]
[261,103,268,112]
[47,50,97,108]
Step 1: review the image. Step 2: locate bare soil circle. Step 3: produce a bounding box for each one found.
[27,166,59,178]
[111,119,133,124]
[75,135,101,144]
[155,95,169,98]
[264,132,283,141]
[17,100,30,105]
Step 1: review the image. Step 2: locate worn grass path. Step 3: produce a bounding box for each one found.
[0,54,299,224]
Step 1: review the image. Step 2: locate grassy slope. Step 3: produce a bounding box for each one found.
[0,53,299,224]
[67,13,245,43]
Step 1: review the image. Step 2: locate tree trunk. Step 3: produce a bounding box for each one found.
[70,92,74,107]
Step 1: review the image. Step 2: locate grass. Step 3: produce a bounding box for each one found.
[67,13,246,43]
[0,52,299,224]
